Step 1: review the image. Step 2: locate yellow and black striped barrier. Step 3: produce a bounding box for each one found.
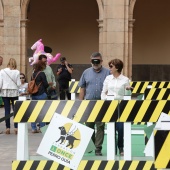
[69,81,80,94]
[14,100,170,123]
[154,130,170,169]
[144,88,170,100]
[69,81,170,94]
[13,100,119,123]
[13,100,170,169]
[119,160,155,170]
[119,100,170,122]
[12,160,156,170]
[130,81,170,94]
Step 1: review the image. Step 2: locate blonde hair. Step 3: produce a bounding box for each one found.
[7,58,17,69]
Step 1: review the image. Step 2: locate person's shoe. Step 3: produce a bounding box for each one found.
[88,150,93,153]
[5,128,10,134]
[32,129,39,133]
[14,128,18,135]
[119,147,124,156]
[95,150,102,156]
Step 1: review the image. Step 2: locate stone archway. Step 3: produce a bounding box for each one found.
[20,0,103,74]
[128,0,137,79]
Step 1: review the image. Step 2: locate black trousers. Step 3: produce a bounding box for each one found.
[59,81,71,100]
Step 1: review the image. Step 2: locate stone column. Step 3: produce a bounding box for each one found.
[0,19,4,58]
[97,19,104,55]
[128,19,135,79]
[3,1,20,68]
[102,0,127,69]
[20,19,28,74]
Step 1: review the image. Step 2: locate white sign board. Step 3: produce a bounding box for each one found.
[37,113,94,170]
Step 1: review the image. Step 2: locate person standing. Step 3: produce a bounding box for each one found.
[30,61,49,133]
[39,54,57,99]
[78,52,110,156]
[101,58,132,156]
[56,57,73,100]
[0,58,21,134]
[19,73,30,99]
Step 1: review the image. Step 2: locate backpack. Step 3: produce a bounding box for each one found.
[28,71,42,94]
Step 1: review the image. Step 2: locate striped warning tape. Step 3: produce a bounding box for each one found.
[13,100,119,123]
[69,81,170,94]
[12,160,156,170]
[154,130,170,169]
[144,88,170,100]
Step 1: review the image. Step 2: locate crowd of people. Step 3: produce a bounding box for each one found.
[0,52,132,156]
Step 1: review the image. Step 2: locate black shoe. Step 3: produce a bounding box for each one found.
[95,150,102,156]
[119,147,124,156]
[88,150,93,153]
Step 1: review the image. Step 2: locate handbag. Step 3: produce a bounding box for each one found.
[47,87,58,99]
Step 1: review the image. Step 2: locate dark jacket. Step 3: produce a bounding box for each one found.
[31,71,49,96]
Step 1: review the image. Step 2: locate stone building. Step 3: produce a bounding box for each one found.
[0,0,170,81]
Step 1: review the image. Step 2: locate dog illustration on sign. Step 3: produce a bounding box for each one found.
[56,124,80,149]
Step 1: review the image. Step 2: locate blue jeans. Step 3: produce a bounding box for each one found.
[116,122,124,148]
[2,97,18,129]
[31,93,47,130]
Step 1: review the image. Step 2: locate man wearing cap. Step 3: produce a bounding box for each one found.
[56,57,73,100]
[78,52,110,156]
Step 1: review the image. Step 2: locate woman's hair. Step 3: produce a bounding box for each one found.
[20,73,27,82]
[33,60,45,72]
[108,59,123,73]
[7,58,17,69]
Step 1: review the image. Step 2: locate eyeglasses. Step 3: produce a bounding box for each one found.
[20,77,25,79]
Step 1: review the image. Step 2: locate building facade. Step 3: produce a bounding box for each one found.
[0,0,169,81]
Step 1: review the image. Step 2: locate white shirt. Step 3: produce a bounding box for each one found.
[101,74,130,100]
[0,68,21,97]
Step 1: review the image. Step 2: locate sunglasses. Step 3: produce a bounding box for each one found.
[20,77,25,79]
[91,59,101,65]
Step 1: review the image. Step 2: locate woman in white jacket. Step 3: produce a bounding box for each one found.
[0,58,21,134]
[101,59,132,156]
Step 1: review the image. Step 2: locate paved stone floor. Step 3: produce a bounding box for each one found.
[0,107,44,170]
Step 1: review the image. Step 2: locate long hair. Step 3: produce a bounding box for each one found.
[7,58,17,69]
[33,60,45,72]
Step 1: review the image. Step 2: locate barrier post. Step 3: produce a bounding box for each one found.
[17,123,29,160]
[70,79,76,100]
[17,96,29,160]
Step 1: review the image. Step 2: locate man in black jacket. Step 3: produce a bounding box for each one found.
[56,57,73,100]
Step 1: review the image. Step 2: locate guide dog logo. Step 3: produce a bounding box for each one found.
[56,123,81,149]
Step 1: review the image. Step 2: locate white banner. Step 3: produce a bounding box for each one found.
[37,113,94,170]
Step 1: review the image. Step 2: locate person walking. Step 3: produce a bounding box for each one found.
[56,57,73,100]
[0,58,21,134]
[101,58,132,156]
[39,54,57,99]
[78,52,110,156]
